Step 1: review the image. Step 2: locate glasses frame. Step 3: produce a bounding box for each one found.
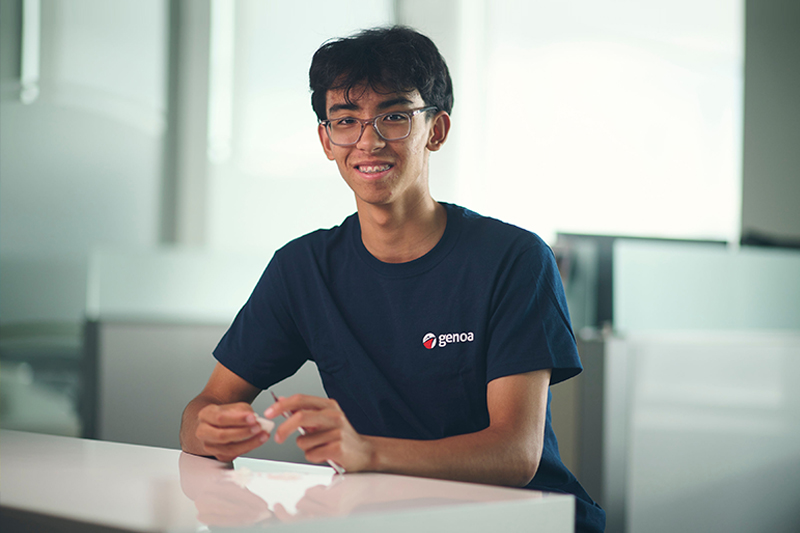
[319,106,438,146]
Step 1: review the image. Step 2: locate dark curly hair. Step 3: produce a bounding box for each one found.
[309,26,454,121]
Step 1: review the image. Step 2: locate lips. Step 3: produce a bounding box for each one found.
[356,163,393,174]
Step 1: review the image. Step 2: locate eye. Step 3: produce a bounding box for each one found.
[332,117,358,127]
[382,113,409,123]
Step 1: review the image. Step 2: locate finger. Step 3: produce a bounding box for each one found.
[200,403,258,427]
[206,435,268,462]
[271,417,303,444]
[199,408,256,430]
[295,427,342,453]
[273,409,338,444]
[204,432,269,462]
[265,394,337,419]
[198,421,267,445]
[303,439,344,467]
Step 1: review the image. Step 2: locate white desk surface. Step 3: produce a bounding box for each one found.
[0,430,574,532]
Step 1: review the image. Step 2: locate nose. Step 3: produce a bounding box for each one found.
[355,120,385,151]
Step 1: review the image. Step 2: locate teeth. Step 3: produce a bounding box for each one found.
[359,164,391,174]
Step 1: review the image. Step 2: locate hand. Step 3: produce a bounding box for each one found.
[265,395,374,472]
[196,402,270,462]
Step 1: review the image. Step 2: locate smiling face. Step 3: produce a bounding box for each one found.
[318,86,449,211]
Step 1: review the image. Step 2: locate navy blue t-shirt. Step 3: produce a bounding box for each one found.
[214,203,605,532]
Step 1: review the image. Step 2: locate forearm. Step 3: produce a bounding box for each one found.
[180,394,218,456]
[364,424,541,487]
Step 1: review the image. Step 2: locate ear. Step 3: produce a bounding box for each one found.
[318,123,336,160]
[426,111,451,152]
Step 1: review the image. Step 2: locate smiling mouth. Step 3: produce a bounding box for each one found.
[357,164,392,174]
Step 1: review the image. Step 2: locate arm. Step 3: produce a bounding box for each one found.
[180,362,267,462]
[268,368,551,487]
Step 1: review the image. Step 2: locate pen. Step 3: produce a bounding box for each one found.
[269,390,346,475]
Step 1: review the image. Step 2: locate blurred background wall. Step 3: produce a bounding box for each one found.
[1,1,798,532]
[5,0,800,332]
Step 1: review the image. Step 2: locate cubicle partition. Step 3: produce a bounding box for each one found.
[559,240,800,533]
[571,331,800,533]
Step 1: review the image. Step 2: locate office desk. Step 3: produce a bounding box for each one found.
[0,430,574,532]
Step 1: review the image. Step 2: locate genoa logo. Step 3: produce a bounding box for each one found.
[422,332,437,350]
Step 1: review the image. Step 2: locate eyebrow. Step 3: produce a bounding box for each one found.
[327,96,415,116]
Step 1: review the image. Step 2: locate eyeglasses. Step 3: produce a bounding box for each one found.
[320,106,438,146]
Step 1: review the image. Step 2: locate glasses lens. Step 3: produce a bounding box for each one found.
[375,112,411,141]
[328,118,361,145]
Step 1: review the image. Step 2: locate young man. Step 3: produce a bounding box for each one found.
[180,26,605,532]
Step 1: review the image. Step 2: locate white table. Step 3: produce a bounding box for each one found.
[0,430,574,532]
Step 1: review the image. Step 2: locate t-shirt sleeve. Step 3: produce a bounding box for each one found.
[485,236,582,385]
[213,253,310,390]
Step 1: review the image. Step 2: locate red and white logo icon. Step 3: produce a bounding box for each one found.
[422,332,437,350]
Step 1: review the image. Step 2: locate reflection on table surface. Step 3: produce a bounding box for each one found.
[179,452,543,528]
[2,430,565,533]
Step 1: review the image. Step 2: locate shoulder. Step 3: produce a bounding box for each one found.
[445,203,553,260]
[272,212,357,262]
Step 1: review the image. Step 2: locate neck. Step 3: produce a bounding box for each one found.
[357,195,447,264]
